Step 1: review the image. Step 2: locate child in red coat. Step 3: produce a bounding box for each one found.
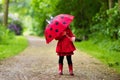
[55,27,76,76]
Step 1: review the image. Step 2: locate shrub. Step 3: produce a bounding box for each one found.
[91,3,120,40]
[0,25,15,44]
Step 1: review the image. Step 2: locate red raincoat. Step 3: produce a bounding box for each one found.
[55,27,76,56]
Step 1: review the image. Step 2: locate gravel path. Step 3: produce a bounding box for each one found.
[0,36,120,80]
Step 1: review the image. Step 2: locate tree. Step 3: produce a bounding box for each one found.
[118,0,120,11]
[119,0,120,4]
[108,0,114,9]
[30,0,59,35]
[3,0,9,26]
[54,0,102,40]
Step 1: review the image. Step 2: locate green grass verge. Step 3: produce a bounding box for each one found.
[75,40,120,73]
[0,36,28,60]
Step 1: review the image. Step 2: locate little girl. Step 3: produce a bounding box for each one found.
[55,27,76,76]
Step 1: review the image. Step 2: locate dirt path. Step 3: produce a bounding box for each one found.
[0,36,120,80]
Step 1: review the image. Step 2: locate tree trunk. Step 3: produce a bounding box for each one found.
[3,0,9,27]
[118,0,120,4]
[118,0,120,12]
[108,0,113,9]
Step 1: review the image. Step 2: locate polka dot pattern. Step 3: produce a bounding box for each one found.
[55,29,59,32]
[63,22,66,24]
[50,27,52,31]
[55,22,59,25]
[61,16,64,19]
[45,14,74,43]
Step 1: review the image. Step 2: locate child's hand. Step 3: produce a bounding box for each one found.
[66,35,75,42]
[71,37,75,42]
[61,31,66,36]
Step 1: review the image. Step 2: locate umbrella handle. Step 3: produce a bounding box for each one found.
[46,19,50,24]
[46,16,54,24]
[50,16,54,19]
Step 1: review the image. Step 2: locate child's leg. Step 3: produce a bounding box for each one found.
[59,56,64,64]
[66,55,72,65]
[66,55,74,76]
[58,56,64,75]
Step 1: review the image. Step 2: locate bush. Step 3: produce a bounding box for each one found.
[0,25,15,44]
[90,3,120,52]
[75,40,120,73]
[0,36,28,60]
[91,3,120,40]
[8,23,23,35]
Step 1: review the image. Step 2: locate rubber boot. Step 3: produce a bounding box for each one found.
[58,64,63,75]
[68,64,74,76]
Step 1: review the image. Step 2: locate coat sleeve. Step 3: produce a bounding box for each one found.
[66,27,75,37]
[66,27,76,42]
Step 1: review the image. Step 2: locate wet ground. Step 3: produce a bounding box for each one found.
[0,36,120,80]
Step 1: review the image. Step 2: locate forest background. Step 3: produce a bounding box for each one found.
[0,0,120,73]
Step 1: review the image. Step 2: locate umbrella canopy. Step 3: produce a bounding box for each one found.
[44,14,74,44]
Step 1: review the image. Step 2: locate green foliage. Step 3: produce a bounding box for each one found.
[0,25,15,44]
[8,0,32,35]
[90,3,120,52]
[9,0,31,15]
[74,1,120,73]
[0,25,28,60]
[109,40,120,52]
[75,40,120,73]
[0,36,28,60]
[0,4,2,12]
[106,5,120,39]
[29,0,102,38]
[91,3,120,40]
[30,0,59,36]
[54,0,102,40]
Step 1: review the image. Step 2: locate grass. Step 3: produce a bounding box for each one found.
[75,40,120,73]
[0,36,28,60]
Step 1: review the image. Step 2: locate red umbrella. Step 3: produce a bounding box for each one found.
[44,14,74,44]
